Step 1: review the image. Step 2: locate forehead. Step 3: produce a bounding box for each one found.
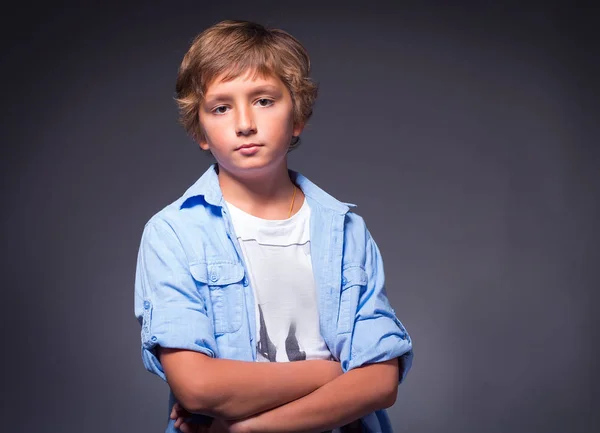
[204,69,284,96]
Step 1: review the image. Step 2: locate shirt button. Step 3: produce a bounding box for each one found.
[342,277,347,285]
[243,277,249,286]
[143,301,150,309]
[151,336,157,342]
[210,273,218,282]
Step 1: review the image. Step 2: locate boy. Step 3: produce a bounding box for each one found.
[134,20,413,433]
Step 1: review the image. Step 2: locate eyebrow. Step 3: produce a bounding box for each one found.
[204,85,282,104]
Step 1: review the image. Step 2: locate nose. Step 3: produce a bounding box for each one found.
[235,105,257,136]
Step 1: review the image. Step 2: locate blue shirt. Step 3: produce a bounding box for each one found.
[134,163,413,432]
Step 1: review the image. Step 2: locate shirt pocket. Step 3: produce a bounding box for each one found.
[190,261,245,334]
[338,266,368,334]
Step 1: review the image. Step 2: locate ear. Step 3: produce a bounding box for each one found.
[292,122,305,137]
[197,129,210,150]
[198,139,210,151]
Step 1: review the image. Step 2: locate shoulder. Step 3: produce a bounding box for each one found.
[141,164,221,235]
[137,199,188,254]
[293,170,370,238]
[344,208,366,229]
[141,189,214,244]
[145,197,186,230]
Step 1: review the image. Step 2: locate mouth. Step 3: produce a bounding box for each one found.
[236,143,263,151]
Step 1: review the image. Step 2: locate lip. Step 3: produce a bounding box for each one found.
[236,143,263,150]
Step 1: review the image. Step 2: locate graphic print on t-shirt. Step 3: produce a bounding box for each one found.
[257,303,277,361]
[257,304,307,362]
[285,321,306,361]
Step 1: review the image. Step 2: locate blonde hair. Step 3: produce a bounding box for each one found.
[175,20,318,150]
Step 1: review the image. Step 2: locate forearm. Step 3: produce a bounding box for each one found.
[160,349,342,420]
[204,358,341,419]
[244,359,399,433]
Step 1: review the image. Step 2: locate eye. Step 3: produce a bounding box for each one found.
[256,98,274,107]
[212,105,229,115]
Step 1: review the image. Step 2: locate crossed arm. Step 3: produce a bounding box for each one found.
[159,347,399,432]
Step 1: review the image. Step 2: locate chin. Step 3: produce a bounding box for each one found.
[220,158,267,173]
[243,153,284,165]
[218,151,287,171]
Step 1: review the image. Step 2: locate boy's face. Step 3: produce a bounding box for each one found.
[198,69,303,176]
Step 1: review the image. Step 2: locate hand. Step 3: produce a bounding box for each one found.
[170,402,252,433]
[170,402,209,433]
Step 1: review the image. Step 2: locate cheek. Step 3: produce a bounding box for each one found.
[265,108,294,134]
[199,116,226,142]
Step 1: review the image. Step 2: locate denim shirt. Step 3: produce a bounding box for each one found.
[134,164,413,433]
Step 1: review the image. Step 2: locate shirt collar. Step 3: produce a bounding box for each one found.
[180,163,356,214]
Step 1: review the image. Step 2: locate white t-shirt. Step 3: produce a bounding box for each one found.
[224,197,332,362]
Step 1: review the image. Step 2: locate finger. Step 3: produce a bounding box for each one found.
[176,402,191,418]
[173,402,188,420]
[178,417,197,432]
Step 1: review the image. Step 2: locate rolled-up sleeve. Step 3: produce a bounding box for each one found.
[346,230,413,383]
[134,220,217,381]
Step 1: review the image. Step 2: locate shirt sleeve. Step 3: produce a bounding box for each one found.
[134,219,218,382]
[345,229,414,384]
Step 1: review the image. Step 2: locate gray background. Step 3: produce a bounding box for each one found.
[1,1,596,432]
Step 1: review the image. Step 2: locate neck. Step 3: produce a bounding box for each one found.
[217,160,302,219]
